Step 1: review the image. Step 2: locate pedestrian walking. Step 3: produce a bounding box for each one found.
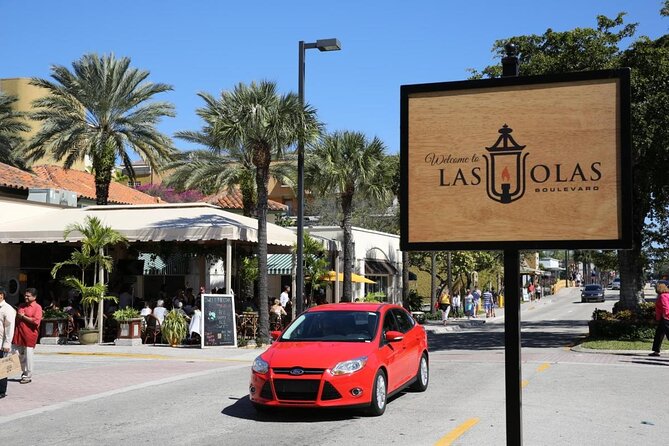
[1,288,17,398]
[439,290,451,324]
[472,287,481,318]
[650,283,669,357]
[12,288,42,384]
[464,289,474,319]
[451,291,461,318]
[482,289,494,318]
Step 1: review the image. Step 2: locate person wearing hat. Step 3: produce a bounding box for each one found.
[650,283,669,357]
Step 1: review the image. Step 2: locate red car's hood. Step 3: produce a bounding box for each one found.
[263,341,376,369]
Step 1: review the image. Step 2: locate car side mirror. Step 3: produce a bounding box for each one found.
[385,330,404,342]
[270,330,282,340]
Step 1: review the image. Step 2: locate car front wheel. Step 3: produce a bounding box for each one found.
[367,370,387,416]
[411,353,429,392]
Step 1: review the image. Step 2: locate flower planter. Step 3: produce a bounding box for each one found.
[114,318,143,346]
[40,318,68,345]
[79,328,99,345]
[41,318,67,337]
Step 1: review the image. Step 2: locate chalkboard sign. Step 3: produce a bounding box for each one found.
[201,294,237,347]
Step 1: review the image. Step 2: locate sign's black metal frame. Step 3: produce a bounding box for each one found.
[400,68,632,252]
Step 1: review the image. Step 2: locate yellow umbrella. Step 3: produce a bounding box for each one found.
[321,271,376,284]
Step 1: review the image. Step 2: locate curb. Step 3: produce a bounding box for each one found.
[570,344,652,356]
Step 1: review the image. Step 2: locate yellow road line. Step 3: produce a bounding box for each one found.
[521,379,529,388]
[536,362,551,372]
[435,418,480,446]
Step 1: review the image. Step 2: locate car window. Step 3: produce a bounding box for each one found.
[382,311,399,339]
[584,285,601,291]
[280,311,377,342]
[392,309,415,334]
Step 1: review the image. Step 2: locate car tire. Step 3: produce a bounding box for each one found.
[367,370,387,416]
[410,353,429,392]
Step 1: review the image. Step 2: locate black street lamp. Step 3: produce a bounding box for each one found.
[296,38,341,315]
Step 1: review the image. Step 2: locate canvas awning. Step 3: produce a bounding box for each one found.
[0,202,296,247]
[267,254,294,275]
[365,259,398,275]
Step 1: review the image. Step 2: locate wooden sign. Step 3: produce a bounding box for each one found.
[201,294,237,347]
[400,69,631,251]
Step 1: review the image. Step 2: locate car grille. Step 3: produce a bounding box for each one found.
[272,367,325,375]
[260,382,273,399]
[273,379,320,401]
[320,381,342,400]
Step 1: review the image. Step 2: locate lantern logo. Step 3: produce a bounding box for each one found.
[482,124,528,204]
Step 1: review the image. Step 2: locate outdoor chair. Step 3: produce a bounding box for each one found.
[143,314,162,345]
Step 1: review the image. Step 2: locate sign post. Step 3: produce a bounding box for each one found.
[400,44,631,445]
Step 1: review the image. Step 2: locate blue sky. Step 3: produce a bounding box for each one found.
[1,1,666,156]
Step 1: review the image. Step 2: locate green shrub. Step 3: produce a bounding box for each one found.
[589,302,656,341]
[237,337,248,347]
[112,307,141,321]
[588,319,655,341]
[43,308,69,319]
[407,289,423,311]
[425,310,443,321]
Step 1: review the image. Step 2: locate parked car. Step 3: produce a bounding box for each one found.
[611,278,621,290]
[581,284,606,303]
[249,303,429,416]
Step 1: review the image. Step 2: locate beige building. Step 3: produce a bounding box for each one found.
[0,77,90,171]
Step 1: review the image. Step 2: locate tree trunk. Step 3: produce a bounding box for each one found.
[402,250,410,308]
[617,188,647,311]
[430,252,437,315]
[254,150,270,342]
[341,193,354,302]
[93,150,114,205]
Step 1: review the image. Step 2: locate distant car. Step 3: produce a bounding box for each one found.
[581,284,605,302]
[611,278,621,290]
[249,303,429,416]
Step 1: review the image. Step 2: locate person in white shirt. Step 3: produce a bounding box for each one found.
[279,286,290,308]
[152,299,168,324]
[1,288,17,398]
[140,302,152,317]
[189,303,202,343]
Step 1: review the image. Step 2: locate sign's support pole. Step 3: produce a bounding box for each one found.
[501,43,522,446]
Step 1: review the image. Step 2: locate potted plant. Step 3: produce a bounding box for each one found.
[51,216,128,345]
[61,278,117,345]
[161,309,188,347]
[41,308,70,340]
[112,307,142,346]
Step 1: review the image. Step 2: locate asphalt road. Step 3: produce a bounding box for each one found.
[1,287,666,445]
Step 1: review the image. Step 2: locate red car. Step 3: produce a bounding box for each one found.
[249,303,429,416]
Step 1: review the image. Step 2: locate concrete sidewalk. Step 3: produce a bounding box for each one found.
[35,341,267,362]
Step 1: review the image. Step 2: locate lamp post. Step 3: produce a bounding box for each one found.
[296,38,341,315]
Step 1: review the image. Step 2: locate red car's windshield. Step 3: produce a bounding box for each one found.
[280,310,379,342]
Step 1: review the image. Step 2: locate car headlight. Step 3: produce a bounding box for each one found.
[331,356,368,376]
[252,356,269,374]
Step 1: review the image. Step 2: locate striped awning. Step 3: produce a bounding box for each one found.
[268,254,293,275]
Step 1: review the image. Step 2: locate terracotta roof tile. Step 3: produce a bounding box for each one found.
[32,165,160,205]
[0,162,54,190]
[205,188,287,212]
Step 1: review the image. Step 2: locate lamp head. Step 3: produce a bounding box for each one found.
[316,38,341,52]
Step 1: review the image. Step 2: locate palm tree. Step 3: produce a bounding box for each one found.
[59,216,128,342]
[164,145,295,218]
[24,53,176,204]
[305,131,392,301]
[0,92,30,169]
[177,81,320,342]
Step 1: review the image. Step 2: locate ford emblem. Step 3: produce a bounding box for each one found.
[289,367,304,376]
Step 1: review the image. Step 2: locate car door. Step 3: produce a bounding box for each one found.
[391,309,420,384]
[379,310,404,391]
